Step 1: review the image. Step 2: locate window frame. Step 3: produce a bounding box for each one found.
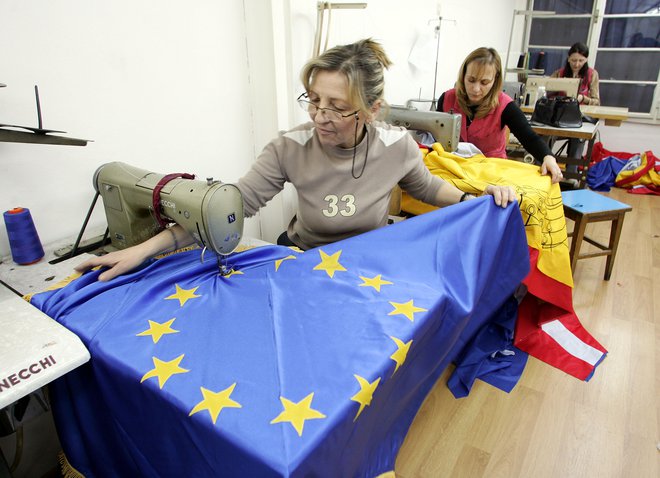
[513,0,660,121]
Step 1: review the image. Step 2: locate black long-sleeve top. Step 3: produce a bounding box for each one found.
[437,92,552,163]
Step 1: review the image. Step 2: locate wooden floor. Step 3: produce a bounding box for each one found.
[394,188,659,478]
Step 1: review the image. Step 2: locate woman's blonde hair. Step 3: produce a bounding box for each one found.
[455,47,503,119]
[301,38,392,115]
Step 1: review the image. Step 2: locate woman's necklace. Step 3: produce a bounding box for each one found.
[351,123,369,179]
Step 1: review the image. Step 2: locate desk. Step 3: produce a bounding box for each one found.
[530,119,599,141]
[521,104,629,127]
[530,119,599,188]
[28,201,530,477]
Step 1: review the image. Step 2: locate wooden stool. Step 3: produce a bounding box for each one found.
[561,189,632,280]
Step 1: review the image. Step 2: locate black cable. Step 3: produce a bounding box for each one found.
[48,191,110,264]
[351,121,369,179]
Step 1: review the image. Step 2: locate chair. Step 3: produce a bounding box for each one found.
[561,189,632,280]
[389,185,402,216]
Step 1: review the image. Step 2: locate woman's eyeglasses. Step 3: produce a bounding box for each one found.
[297,93,359,121]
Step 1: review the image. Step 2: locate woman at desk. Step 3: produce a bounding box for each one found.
[436,47,563,184]
[550,42,600,172]
[77,39,515,282]
[550,42,600,106]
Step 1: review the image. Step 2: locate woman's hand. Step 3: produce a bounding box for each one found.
[483,184,517,208]
[75,244,152,282]
[541,155,563,184]
[74,225,191,282]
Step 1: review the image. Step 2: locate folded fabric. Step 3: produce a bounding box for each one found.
[586,155,630,191]
[589,141,637,165]
[615,151,660,192]
[448,296,528,398]
[401,143,609,382]
[452,142,485,158]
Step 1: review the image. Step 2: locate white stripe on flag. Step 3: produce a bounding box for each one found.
[541,320,603,366]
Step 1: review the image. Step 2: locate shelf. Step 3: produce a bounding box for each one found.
[0,84,88,146]
[506,68,545,75]
[0,128,89,146]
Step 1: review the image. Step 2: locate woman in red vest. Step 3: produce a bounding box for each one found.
[550,42,600,174]
[551,42,600,106]
[436,47,563,183]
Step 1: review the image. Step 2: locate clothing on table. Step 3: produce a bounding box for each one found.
[437,89,553,164]
[237,120,442,250]
[550,67,600,106]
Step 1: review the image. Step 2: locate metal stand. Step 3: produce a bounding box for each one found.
[49,191,110,264]
[313,2,367,57]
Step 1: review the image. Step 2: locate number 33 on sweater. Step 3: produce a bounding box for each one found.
[323,194,356,217]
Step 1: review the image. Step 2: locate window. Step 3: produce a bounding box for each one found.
[520,0,660,118]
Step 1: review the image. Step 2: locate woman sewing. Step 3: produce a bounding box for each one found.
[550,42,600,173]
[551,42,600,106]
[76,39,516,282]
[436,47,563,184]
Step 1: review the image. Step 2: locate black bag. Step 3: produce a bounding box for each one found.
[531,96,582,128]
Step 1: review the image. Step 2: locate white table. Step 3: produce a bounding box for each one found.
[0,284,90,409]
[0,233,274,411]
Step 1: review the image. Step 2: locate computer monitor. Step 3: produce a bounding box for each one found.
[524,77,581,106]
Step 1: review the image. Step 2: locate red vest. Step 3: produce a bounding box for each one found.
[558,67,594,101]
[443,89,512,158]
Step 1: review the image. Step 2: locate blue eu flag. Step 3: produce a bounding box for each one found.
[30,197,529,477]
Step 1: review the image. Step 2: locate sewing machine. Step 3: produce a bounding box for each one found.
[382,105,461,152]
[94,162,244,258]
[523,77,580,106]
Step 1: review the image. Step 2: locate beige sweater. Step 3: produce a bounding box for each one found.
[237,121,443,250]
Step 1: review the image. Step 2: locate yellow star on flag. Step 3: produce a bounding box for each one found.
[389,336,412,375]
[189,383,242,424]
[358,274,393,292]
[223,269,244,278]
[136,318,179,344]
[165,284,201,307]
[313,250,347,278]
[140,354,190,389]
[275,255,297,271]
[270,392,326,436]
[351,374,381,421]
[388,299,427,322]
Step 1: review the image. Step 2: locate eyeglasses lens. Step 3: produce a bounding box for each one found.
[297,99,342,121]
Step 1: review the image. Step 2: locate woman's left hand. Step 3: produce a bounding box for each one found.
[541,156,563,184]
[483,184,517,208]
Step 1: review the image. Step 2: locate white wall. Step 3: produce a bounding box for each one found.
[0,0,524,259]
[0,0,269,260]
[284,0,523,109]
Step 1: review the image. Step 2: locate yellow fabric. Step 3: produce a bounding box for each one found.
[58,451,86,478]
[402,143,573,288]
[615,151,660,187]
